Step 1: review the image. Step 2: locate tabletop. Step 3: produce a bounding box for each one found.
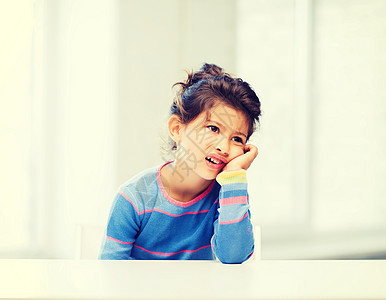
[0,259,385,300]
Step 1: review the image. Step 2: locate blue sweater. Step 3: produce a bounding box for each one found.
[99,162,254,263]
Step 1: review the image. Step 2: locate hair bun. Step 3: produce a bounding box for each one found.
[200,63,226,77]
[173,63,228,97]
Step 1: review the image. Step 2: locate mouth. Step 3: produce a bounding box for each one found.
[205,155,226,170]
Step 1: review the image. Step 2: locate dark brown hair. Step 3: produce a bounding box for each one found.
[170,63,261,142]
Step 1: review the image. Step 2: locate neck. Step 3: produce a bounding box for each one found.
[160,160,213,203]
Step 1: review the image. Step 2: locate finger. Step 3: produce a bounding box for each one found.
[245,144,258,156]
[244,144,253,152]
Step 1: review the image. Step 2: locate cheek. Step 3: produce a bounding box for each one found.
[189,129,216,150]
[181,132,208,155]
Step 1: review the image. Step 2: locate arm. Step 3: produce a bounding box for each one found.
[211,144,258,263]
[211,169,254,264]
[99,190,141,260]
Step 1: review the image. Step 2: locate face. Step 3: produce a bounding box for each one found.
[176,102,249,181]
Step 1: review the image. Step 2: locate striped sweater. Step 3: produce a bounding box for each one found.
[98,162,254,263]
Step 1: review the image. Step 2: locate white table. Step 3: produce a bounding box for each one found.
[0,259,385,299]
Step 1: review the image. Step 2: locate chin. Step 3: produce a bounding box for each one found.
[201,175,216,181]
[198,169,221,181]
[190,163,222,181]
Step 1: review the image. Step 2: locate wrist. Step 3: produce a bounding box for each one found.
[222,165,244,172]
[216,169,247,185]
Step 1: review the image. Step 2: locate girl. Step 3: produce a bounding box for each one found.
[99,63,261,263]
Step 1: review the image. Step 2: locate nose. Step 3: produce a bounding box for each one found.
[216,139,230,156]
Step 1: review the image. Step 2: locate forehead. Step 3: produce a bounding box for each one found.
[204,103,249,134]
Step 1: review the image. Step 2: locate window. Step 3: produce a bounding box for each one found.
[237,0,386,258]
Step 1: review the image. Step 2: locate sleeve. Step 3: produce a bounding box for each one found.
[98,189,141,260]
[211,169,255,264]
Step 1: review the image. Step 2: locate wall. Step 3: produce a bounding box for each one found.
[236,0,386,259]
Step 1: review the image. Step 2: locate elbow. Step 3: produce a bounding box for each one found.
[215,245,254,264]
[217,254,250,264]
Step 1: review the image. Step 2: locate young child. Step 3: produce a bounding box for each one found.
[99,63,261,263]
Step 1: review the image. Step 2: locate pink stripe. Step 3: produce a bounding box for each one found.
[219,212,248,225]
[137,208,210,217]
[157,161,215,207]
[106,235,134,244]
[138,209,154,215]
[133,244,211,256]
[153,208,210,217]
[118,189,215,216]
[120,164,219,215]
[219,196,248,206]
[119,191,139,214]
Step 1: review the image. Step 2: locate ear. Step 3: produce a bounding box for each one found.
[168,115,184,143]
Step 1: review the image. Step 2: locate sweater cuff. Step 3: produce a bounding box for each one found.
[216,169,247,185]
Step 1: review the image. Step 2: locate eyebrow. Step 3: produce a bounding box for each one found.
[209,120,247,139]
[236,131,248,139]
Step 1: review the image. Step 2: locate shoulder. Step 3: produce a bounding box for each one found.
[120,165,159,190]
[117,165,160,212]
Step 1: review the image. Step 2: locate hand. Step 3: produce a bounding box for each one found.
[222,144,258,172]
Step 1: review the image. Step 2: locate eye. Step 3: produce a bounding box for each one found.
[232,136,244,144]
[207,125,219,133]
